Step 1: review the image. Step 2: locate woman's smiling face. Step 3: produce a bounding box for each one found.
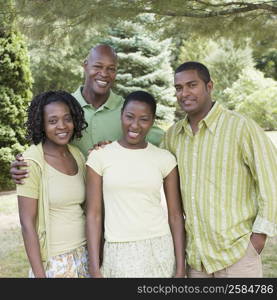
[120,100,154,149]
[43,101,74,147]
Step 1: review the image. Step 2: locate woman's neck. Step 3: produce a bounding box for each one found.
[42,142,70,158]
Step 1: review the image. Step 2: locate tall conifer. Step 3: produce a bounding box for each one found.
[105,18,175,127]
[0,0,33,190]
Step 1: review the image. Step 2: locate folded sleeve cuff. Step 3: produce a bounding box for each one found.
[252,215,277,237]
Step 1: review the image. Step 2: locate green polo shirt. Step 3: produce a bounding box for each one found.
[71,86,164,157]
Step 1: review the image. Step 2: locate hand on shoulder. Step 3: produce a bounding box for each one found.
[10,153,29,184]
[87,140,112,155]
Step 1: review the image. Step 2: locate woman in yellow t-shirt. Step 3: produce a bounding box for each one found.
[17,90,89,278]
[86,91,186,278]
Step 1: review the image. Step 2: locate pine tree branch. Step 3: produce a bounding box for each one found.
[142,1,277,17]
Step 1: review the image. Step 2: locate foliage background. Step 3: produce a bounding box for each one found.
[0,0,33,190]
[0,0,276,191]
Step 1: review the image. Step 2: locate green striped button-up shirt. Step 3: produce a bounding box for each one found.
[162,102,277,273]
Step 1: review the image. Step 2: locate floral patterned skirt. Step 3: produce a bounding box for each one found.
[101,234,176,278]
[29,245,89,278]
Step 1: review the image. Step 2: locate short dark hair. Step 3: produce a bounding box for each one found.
[122,91,157,117]
[175,61,211,84]
[26,90,88,145]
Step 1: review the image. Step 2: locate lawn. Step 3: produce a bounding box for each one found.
[0,192,29,277]
[0,131,276,278]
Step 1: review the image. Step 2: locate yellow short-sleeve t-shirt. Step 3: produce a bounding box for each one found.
[86,141,177,242]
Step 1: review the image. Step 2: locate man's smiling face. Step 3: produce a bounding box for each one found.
[83,46,117,96]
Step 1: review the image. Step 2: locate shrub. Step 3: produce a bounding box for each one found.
[0,19,33,190]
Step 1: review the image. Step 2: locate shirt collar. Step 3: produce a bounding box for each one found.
[176,115,188,134]
[202,102,223,134]
[102,90,122,110]
[73,86,122,111]
[73,86,88,108]
[176,102,223,135]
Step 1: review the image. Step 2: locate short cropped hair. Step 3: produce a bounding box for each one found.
[26,90,88,145]
[175,61,211,84]
[122,91,157,117]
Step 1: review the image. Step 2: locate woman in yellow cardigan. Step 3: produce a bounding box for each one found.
[17,90,88,278]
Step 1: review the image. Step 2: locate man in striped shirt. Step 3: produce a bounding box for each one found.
[161,61,277,277]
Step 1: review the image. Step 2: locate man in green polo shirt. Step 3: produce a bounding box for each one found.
[71,44,163,157]
[10,44,164,182]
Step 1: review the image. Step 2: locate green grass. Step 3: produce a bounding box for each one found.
[0,228,29,278]
[0,192,29,277]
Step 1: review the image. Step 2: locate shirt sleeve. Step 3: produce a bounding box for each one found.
[16,160,40,199]
[85,149,103,176]
[161,150,177,179]
[242,119,277,237]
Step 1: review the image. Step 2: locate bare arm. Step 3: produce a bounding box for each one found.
[86,166,104,278]
[10,154,29,184]
[18,196,46,277]
[163,166,186,277]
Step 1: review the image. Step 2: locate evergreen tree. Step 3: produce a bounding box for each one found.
[104,18,176,127]
[0,0,33,190]
[10,0,277,48]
